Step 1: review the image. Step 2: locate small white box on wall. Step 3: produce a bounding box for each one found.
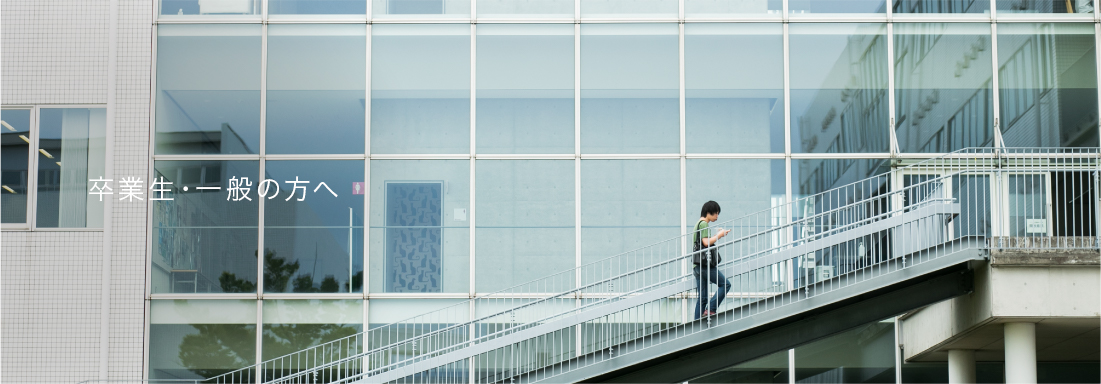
[198,0,254,14]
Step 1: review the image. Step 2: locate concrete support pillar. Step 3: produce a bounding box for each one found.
[948,349,976,384]
[1004,322,1037,384]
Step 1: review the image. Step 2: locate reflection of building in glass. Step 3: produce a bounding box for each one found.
[2,2,1099,383]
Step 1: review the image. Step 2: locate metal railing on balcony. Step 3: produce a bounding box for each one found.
[206,147,1098,384]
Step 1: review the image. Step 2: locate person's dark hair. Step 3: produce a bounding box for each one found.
[700,201,721,217]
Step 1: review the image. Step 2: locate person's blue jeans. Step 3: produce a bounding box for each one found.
[694,264,731,319]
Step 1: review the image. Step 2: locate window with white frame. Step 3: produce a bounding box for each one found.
[0,106,107,229]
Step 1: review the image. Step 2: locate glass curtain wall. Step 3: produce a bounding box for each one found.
[148,0,1101,378]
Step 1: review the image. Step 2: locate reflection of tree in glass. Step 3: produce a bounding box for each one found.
[178,324,257,378]
[180,252,362,380]
[220,249,351,293]
[262,324,360,361]
[262,300,363,380]
[172,299,256,379]
[345,271,363,292]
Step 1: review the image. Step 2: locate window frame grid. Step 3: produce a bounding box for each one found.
[138,1,1101,379]
[1,104,109,231]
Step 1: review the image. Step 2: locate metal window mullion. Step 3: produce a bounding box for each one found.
[1095,23,1101,150]
[887,22,899,157]
[574,20,583,358]
[258,22,268,299]
[990,22,1006,149]
[678,21,688,325]
[365,23,372,299]
[470,23,478,298]
[256,299,263,384]
[258,159,266,297]
[260,23,268,157]
[785,157,793,292]
[28,105,39,230]
[783,23,791,157]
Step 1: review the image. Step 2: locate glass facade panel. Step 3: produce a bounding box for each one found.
[997,23,1099,147]
[793,159,890,286]
[160,0,261,16]
[788,0,887,14]
[269,0,367,15]
[372,24,470,154]
[138,3,1101,373]
[1,109,31,224]
[263,160,364,293]
[685,24,784,154]
[894,0,991,13]
[997,0,1094,14]
[793,159,891,199]
[476,24,574,154]
[267,25,365,154]
[262,300,364,362]
[477,0,573,18]
[373,0,470,18]
[367,298,469,375]
[953,174,992,237]
[688,159,786,295]
[687,159,786,230]
[581,24,679,154]
[791,23,890,154]
[35,108,106,228]
[475,160,574,292]
[370,160,470,293]
[152,160,260,293]
[156,24,261,155]
[580,160,679,266]
[578,298,681,354]
[149,300,257,380]
[895,23,994,153]
[580,0,679,18]
[685,0,782,18]
[688,350,789,383]
[793,319,896,383]
[1008,173,1050,236]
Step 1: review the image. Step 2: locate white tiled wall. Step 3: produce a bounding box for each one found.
[0,231,105,383]
[1,0,153,382]
[109,1,154,379]
[0,0,111,104]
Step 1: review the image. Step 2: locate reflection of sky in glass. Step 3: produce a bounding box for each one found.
[476,24,574,154]
[266,24,365,154]
[269,0,368,14]
[372,24,470,154]
[156,25,261,155]
[581,24,679,154]
[685,24,784,153]
[789,0,886,13]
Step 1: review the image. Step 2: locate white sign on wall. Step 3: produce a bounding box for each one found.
[1026,219,1047,234]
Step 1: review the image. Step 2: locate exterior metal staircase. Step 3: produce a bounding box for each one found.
[208,148,1099,384]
